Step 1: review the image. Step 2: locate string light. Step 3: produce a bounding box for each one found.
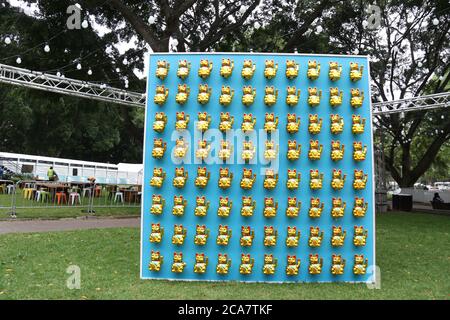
[4,36,11,45]
[81,20,89,29]
[16,57,22,64]
[87,68,93,75]
[44,44,50,53]
[432,18,439,26]
[76,63,82,70]
[316,25,323,34]
[148,16,156,24]
[417,62,423,67]
[254,21,261,29]
[122,58,128,65]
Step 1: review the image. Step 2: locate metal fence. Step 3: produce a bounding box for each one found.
[0,180,141,218]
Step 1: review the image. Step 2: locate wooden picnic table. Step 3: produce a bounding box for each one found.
[119,188,139,203]
[35,182,70,202]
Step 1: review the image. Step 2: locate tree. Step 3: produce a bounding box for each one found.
[218,0,450,187]
[0,4,145,163]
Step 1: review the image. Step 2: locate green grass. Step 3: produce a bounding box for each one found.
[0,212,449,300]
[0,189,140,219]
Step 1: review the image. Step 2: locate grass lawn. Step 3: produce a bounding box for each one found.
[0,212,449,300]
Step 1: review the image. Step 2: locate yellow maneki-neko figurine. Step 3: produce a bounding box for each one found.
[153,85,168,105]
[220,58,234,78]
[264,59,278,79]
[175,84,190,105]
[177,60,191,79]
[155,60,169,80]
[285,60,299,79]
[286,86,301,106]
[329,87,343,107]
[328,61,342,81]
[241,197,256,217]
[350,62,363,81]
[307,60,321,80]
[198,59,213,79]
[242,86,256,106]
[307,87,322,107]
[241,59,256,79]
[264,86,278,106]
[219,86,234,106]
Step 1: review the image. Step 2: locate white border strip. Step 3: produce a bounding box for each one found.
[366,56,377,284]
[139,50,151,280]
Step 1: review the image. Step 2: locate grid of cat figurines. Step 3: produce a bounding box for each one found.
[146,57,372,279]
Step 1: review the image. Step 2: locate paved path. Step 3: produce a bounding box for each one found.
[0,217,140,235]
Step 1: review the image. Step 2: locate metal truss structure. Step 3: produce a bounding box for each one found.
[1,63,449,113]
[372,92,450,115]
[0,64,146,108]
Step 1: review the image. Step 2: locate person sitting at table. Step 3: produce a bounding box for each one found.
[432,192,444,204]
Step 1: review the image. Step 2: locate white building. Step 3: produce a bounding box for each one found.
[0,152,142,185]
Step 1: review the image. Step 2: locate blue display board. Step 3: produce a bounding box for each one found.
[141,53,375,283]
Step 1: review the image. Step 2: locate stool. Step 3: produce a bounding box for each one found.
[94,187,102,197]
[82,188,92,198]
[56,192,67,205]
[69,192,81,206]
[6,184,15,194]
[114,192,124,203]
[40,191,50,203]
[23,188,34,200]
[35,190,42,202]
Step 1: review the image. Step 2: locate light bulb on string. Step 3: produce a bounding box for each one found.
[16,57,22,64]
[87,68,93,75]
[148,16,156,24]
[4,36,11,45]
[116,67,121,73]
[417,61,422,67]
[81,20,89,29]
[315,25,323,34]
[432,18,439,26]
[76,63,82,70]
[44,44,50,53]
[56,71,61,77]
[123,58,128,65]
[254,21,261,29]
